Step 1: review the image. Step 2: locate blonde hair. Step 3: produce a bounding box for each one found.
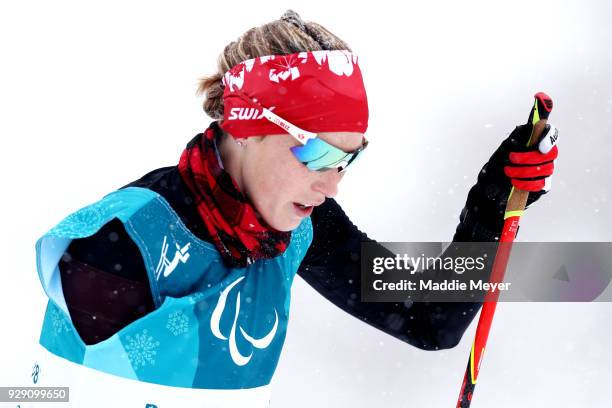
[197,10,352,120]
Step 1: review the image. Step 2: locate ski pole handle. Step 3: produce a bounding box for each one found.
[504,93,554,216]
[455,92,554,407]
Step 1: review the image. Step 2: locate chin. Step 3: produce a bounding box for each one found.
[272,218,300,232]
[267,212,302,232]
[256,203,303,232]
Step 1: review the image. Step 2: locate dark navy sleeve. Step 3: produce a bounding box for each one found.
[59,218,155,345]
[297,198,500,351]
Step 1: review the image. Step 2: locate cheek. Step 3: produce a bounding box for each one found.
[253,149,306,202]
[243,146,312,228]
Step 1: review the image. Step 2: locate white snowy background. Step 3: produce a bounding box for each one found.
[1,0,611,407]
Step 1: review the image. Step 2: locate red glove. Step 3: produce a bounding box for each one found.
[503,124,559,192]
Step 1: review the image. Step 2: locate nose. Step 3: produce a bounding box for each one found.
[311,169,344,198]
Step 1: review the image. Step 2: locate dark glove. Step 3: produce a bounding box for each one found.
[460,123,559,235]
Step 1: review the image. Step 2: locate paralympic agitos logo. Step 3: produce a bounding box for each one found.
[210,276,278,366]
[227,106,276,120]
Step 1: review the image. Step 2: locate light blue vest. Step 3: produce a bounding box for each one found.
[36,187,313,389]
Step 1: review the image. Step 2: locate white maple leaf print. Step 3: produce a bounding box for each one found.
[311,50,356,77]
[259,55,275,64]
[223,63,246,91]
[267,53,308,83]
[243,58,255,72]
[312,50,327,65]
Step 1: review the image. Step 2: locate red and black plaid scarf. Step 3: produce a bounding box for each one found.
[177,122,291,268]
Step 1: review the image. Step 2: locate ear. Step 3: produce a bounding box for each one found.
[245,135,265,144]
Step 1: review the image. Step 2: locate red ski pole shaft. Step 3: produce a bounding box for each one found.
[455,92,554,408]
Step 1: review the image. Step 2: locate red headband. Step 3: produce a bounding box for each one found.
[219,50,369,138]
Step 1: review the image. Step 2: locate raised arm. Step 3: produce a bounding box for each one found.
[297,197,488,350]
[297,122,559,350]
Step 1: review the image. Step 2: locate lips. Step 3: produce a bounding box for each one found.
[293,202,315,217]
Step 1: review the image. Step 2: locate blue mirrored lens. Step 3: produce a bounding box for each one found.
[290,138,351,171]
[290,137,367,172]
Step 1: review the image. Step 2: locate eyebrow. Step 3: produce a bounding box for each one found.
[320,135,365,153]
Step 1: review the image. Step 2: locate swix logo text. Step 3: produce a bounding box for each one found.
[228,106,275,120]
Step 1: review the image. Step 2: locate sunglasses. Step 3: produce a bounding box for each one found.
[232,91,368,172]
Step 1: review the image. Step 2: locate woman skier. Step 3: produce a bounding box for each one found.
[34,9,559,406]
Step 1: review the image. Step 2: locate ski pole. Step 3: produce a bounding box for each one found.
[455,92,554,407]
